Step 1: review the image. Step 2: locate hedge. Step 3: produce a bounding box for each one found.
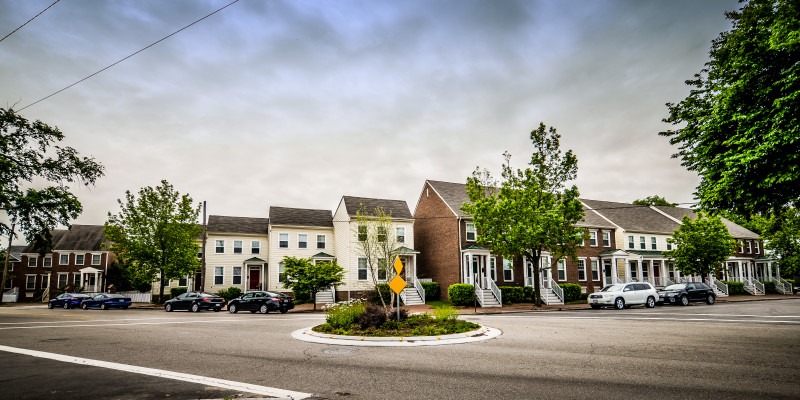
[722,281,746,295]
[763,281,778,294]
[170,287,187,299]
[558,283,582,302]
[448,283,476,306]
[216,287,242,302]
[499,286,525,304]
[523,286,535,302]
[421,281,440,301]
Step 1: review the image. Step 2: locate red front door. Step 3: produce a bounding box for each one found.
[249,267,260,291]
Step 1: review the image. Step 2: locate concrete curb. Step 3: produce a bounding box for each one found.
[291,325,502,347]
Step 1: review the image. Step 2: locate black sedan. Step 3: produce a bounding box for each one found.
[227,291,294,314]
[164,292,224,312]
[80,293,132,310]
[48,293,91,309]
[658,282,716,306]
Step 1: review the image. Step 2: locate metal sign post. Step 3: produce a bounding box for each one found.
[389,257,406,322]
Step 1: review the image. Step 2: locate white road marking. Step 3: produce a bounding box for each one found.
[0,344,312,399]
[479,314,800,324]
[0,316,323,330]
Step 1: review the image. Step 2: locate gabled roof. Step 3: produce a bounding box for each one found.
[3,245,26,261]
[207,215,269,235]
[268,207,333,228]
[312,252,335,258]
[581,199,679,235]
[52,225,106,251]
[651,206,760,239]
[341,196,412,219]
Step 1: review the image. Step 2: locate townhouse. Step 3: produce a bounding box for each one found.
[201,215,270,293]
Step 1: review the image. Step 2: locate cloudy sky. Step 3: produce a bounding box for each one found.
[1,0,740,237]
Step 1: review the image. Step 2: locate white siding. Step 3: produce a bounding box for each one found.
[267,226,334,291]
[204,232,269,292]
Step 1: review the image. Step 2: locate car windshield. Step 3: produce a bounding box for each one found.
[600,284,625,292]
[663,284,687,291]
[265,292,282,297]
[106,294,125,298]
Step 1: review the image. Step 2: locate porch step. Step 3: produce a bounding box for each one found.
[710,286,729,297]
[400,287,425,306]
[743,284,765,296]
[540,288,563,305]
[477,291,501,308]
[315,290,335,304]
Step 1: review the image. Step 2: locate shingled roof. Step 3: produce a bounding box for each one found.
[207,215,269,235]
[651,206,760,239]
[581,199,679,234]
[22,225,107,252]
[341,196,413,219]
[268,207,333,227]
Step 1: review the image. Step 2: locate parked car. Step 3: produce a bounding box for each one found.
[658,282,716,306]
[227,291,295,314]
[164,292,224,312]
[80,293,132,310]
[588,282,658,310]
[48,293,91,309]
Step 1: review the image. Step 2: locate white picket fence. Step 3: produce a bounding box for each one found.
[117,291,152,303]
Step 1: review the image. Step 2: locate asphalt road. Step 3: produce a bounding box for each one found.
[1,299,799,400]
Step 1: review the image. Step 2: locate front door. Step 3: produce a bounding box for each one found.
[603,259,613,286]
[249,267,260,291]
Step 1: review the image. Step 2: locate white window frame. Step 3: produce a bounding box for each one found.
[639,236,646,250]
[667,240,673,251]
[91,254,101,266]
[738,240,744,253]
[591,259,600,281]
[233,240,243,254]
[396,227,406,243]
[43,256,52,268]
[279,262,286,283]
[357,258,368,280]
[577,259,587,281]
[59,254,69,265]
[377,258,387,281]
[214,266,224,285]
[746,241,752,253]
[628,236,634,249]
[57,273,69,289]
[75,254,85,265]
[25,274,36,290]
[589,230,598,247]
[651,237,657,250]
[40,274,49,289]
[602,231,611,247]
[465,223,477,242]
[279,233,289,248]
[28,256,37,268]
[503,258,513,282]
[317,235,326,249]
[489,257,497,281]
[557,259,567,281]
[73,273,81,287]
[251,240,261,254]
[298,234,308,249]
[754,241,760,254]
[233,266,242,285]
[215,239,225,254]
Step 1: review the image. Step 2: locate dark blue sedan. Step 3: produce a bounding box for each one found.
[49,293,92,309]
[80,293,132,310]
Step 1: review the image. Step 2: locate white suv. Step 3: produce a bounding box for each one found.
[588,282,658,310]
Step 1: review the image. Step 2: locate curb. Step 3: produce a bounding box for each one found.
[292,325,502,347]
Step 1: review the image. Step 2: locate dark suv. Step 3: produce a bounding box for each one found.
[658,282,716,306]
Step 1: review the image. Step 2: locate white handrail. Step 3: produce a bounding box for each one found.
[706,278,728,296]
[485,277,502,305]
[753,279,765,295]
[550,278,564,302]
[413,276,426,304]
[474,283,485,307]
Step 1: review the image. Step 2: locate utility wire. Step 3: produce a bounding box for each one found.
[18,0,239,111]
[0,0,60,43]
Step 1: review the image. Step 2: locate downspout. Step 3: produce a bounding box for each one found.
[457,216,463,284]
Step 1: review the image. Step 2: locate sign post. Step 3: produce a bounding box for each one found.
[389,257,406,322]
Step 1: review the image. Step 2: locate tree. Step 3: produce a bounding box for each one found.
[660,0,800,217]
[462,123,585,306]
[104,180,201,303]
[281,256,344,311]
[1,108,104,303]
[756,208,800,280]
[664,213,735,279]
[354,205,399,314]
[633,195,677,207]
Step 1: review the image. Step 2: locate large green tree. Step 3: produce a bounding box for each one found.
[756,208,800,279]
[664,213,736,278]
[660,0,800,217]
[463,123,584,306]
[1,108,104,303]
[281,256,344,311]
[104,180,201,303]
[633,195,677,207]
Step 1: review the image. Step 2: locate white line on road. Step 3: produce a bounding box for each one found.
[477,315,800,324]
[0,344,312,399]
[0,316,324,330]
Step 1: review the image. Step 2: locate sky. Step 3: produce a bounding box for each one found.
[1,0,741,240]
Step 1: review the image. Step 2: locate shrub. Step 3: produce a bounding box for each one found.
[763,281,777,294]
[723,281,746,295]
[387,308,409,322]
[215,287,242,302]
[326,301,366,329]
[558,283,582,302]
[421,281,440,301]
[433,304,459,321]
[448,284,475,306]
[359,305,388,329]
[293,288,311,304]
[522,286,535,302]
[499,286,525,304]
[170,287,187,299]
[372,283,392,305]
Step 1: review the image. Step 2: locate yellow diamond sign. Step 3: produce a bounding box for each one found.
[393,257,404,274]
[389,275,406,294]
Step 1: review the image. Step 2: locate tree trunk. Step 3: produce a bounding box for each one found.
[312,290,317,312]
[528,251,542,307]
[0,226,16,305]
[158,269,166,304]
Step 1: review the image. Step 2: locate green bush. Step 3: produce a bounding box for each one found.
[558,283,582,302]
[785,279,794,286]
[499,286,525,304]
[421,281,440,301]
[433,304,459,321]
[326,301,366,329]
[170,287,187,299]
[763,281,777,294]
[447,284,475,306]
[372,283,392,305]
[723,281,746,295]
[293,288,312,304]
[523,286,535,302]
[215,287,242,302]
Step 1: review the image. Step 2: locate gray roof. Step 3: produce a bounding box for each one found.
[581,199,679,234]
[22,225,107,252]
[269,207,333,227]
[3,245,26,261]
[207,215,269,235]
[651,206,760,239]
[341,196,412,219]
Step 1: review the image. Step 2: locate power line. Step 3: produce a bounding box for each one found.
[0,0,60,43]
[18,0,240,111]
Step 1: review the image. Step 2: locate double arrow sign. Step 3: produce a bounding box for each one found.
[388,257,405,294]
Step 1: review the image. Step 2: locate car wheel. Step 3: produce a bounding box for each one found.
[47,302,54,309]
[706,294,715,305]
[63,302,71,310]
[614,297,625,310]
[191,303,200,313]
[228,304,238,314]
[590,304,600,309]
[645,296,656,308]
[260,304,269,314]
[280,308,288,314]
[164,303,173,312]
[680,295,689,306]
[101,303,108,310]
[81,303,88,310]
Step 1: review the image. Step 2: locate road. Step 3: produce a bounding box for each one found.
[0,299,798,399]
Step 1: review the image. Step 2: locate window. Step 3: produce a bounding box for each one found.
[628,236,634,249]
[489,257,497,281]
[91,254,101,265]
[639,236,646,249]
[215,240,225,253]
[466,223,476,241]
[278,262,286,283]
[557,259,566,281]
[591,260,600,281]
[357,225,367,242]
[377,259,387,280]
[28,256,37,267]
[59,254,69,265]
[41,274,49,289]
[233,240,243,254]
[251,241,260,254]
[667,240,673,251]
[57,273,68,289]
[298,234,308,249]
[25,275,36,290]
[738,240,744,253]
[589,231,598,247]
[233,266,242,285]
[358,258,368,280]
[43,256,52,268]
[377,227,387,243]
[578,259,586,281]
[651,237,657,250]
[279,233,289,248]
[73,273,81,286]
[178,276,187,286]
[317,235,326,249]
[746,241,752,253]
[503,258,513,281]
[214,267,224,285]
[602,231,611,247]
[75,254,85,265]
[754,241,760,254]
[396,227,405,243]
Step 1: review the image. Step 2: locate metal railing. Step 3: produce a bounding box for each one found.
[743,278,765,295]
[485,277,502,305]
[474,283,486,307]
[550,278,564,303]
[413,276,426,304]
[117,291,153,303]
[706,278,729,297]
[776,278,793,295]
[653,277,674,287]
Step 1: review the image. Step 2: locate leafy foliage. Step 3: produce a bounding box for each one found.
[432,304,459,321]
[632,195,677,207]
[499,286,525,304]
[722,281,746,296]
[755,208,800,278]
[664,213,735,277]
[170,287,188,299]
[420,281,440,301]
[104,180,201,303]
[660,0,800,216]
[447,283,476,306]
[216,287,242,302]
[324,300,366,330]
[354,205,401,313]
[281,257,344,311]
[558,283,582,302]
